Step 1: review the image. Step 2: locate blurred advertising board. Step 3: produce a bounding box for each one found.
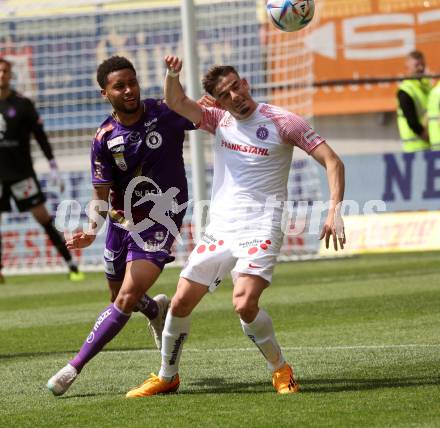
[320,211,440,255]
[319,151,440,213]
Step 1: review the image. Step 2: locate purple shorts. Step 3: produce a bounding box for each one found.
[103,220,176,282]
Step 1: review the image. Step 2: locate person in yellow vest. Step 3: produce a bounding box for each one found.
[427,81,440,151]
[397,50,432,152]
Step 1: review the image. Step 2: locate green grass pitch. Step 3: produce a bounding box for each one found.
[1,251,439,427]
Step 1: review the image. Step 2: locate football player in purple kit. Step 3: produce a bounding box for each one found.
[47,56,195,396]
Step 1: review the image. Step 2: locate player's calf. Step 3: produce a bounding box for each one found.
[146,294,170,350]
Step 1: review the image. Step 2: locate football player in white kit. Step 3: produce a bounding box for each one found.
[126,56,346,397]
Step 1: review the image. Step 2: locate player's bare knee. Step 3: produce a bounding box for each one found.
[170,294,194,317]
[115,290,140,313]
[233,298,258,322]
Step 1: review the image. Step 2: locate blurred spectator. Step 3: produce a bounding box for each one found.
[396,50,432,152]
[428,80,440,151]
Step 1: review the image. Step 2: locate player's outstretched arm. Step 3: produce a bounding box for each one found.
[164,55,202,124]
[67,185,110,249]
[311,143,346,251]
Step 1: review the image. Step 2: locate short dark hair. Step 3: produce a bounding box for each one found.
[202,65,239,96]
[0,57,12,70]
[408,50,425,61]
[96,56,136,89]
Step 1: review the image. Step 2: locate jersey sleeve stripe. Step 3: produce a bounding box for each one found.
[199,106,225,135]
[260,104,325,154]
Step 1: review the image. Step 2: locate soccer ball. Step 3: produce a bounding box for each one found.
[266,0,315,32]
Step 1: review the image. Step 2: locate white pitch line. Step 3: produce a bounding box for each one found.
[105,343,440,355]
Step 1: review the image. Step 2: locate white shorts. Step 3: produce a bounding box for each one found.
[180,228,283,292]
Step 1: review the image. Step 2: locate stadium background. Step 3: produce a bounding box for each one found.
[1,0,440,274]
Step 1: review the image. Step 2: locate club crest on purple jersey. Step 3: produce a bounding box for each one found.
[256,126,269,140]
[146,131,162,149]
[128,131,142,144]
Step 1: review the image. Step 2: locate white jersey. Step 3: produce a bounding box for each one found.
[199,103,324,234]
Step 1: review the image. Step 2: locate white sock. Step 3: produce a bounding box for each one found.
[159,313,190,380]
[240,309,285,372]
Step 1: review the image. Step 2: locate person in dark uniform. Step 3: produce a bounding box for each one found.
[0,57,83,282]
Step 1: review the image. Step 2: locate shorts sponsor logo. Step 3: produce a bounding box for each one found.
[239,238,262,248]
[11,177,38,200]
[144,239,164,251]
[86,332,95,343]
[104,248,115,260]
[146,131,162,149]
[104,260,115,275]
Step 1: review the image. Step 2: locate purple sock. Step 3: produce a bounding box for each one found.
[70,303,130,372]
[136,294,159,320]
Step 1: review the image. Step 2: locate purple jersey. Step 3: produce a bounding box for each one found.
[91,99,194,229]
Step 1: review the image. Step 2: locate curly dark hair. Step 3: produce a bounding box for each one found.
[96,56,136,89]
[202,65,239,96]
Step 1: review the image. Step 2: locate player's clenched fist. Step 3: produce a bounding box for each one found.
[165,55,183,76]
[65,231,96,249]
[197,95,221,109]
